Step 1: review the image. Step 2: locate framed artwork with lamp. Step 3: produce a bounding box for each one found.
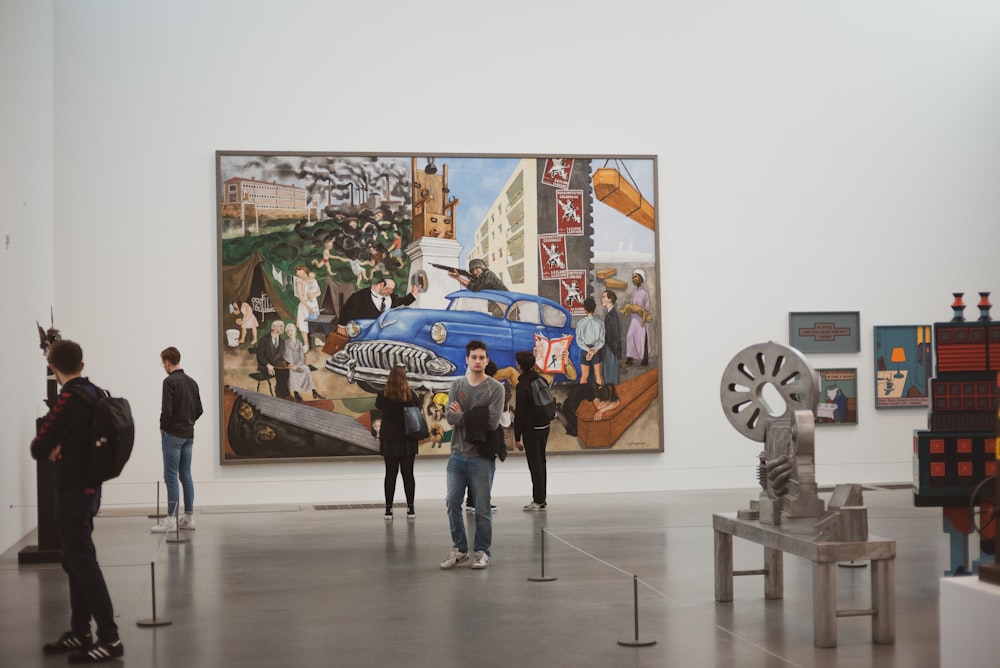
[872,324,931,409]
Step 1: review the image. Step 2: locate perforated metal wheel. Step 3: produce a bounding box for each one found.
[720,341,819,442]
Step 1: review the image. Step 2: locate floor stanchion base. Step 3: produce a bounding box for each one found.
[617,639,657,647]
[136,618,172,627]
[527,576,557,582]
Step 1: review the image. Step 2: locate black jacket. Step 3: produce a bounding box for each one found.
[161,369,203,438]
[30,377,99,488]
[374,391,418,443]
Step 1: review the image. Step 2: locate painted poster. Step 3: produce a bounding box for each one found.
[873,325,932,408]
[216,153,661,462]
[816,368,859,425]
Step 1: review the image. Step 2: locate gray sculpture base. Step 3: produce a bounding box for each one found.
[713,512,896,648]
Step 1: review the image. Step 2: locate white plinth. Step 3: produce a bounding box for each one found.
[939,576,1000,666]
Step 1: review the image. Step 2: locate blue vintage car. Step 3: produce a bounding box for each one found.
[325,289,579,392]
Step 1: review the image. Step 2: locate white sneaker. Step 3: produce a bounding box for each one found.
[523,501,546,512]
[151,517,177,533]
[471,550,490,569]
[440,549,469,569]
[179,515,196,530]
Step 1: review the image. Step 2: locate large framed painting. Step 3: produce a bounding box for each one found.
[217,153,662,463]
[872,325,932,409]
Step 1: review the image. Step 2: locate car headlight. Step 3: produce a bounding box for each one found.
[431,322,447,344]
[346,321,361,338]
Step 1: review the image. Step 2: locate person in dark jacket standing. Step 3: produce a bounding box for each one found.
[30,340,124,663]
[375,365,419,520]
[513,350,551,511]
[601,290,623,385]
[152,346,203,533]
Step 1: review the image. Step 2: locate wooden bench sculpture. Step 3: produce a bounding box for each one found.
[575,368,658,448]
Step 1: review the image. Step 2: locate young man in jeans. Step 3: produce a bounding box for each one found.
[31,340,124,663]
[440,340,505,570]
[152,346,203,533]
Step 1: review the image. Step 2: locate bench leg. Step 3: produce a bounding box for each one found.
[871,558,895,644]
[764,547,783,599]
[714,529,733,602]
[812,562,837,648]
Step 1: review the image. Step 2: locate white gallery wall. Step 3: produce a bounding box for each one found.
[3,0,1000,553]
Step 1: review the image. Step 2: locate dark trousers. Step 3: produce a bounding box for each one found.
[384,455,416,507]
[55,485,118,643]
[523,425,550,504]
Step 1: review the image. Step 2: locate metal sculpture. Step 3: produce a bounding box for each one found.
[720,341,866,539]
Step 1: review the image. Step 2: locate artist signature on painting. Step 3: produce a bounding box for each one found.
[625,440,648,448]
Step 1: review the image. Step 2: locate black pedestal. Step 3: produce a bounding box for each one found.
[19,423,61,566]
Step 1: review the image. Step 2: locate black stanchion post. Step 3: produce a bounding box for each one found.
[528,527,557,582]
[617,574,656,648]
[136,561,172,627]
[166,511,188,544]
[148,481,165,519]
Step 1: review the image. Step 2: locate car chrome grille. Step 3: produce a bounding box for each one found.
[344,341,453,376]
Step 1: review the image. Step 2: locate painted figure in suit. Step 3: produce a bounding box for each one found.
[256,320,291,398]
[337,275,418,336]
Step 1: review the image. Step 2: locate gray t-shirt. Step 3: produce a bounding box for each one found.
[446,375,505,456]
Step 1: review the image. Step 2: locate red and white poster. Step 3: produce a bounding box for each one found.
[540,158,574,189]
[555,190,584,236]
[538,233,568,279]
[558,270,587,315]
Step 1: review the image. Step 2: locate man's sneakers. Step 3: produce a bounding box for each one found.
[150,516,177,533]
[178,515,196,530]
[440,549,469,569]
[440,548,490,569]
[43,630,92,654]
[43,632,123,663]
[523,501,547,512]
[471,550,490,569]
[68,639,124,663]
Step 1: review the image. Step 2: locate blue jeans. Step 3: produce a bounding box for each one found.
[162,433,194,516]
[446,453,495,555]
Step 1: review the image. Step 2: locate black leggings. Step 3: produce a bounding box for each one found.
[384,455,416,508]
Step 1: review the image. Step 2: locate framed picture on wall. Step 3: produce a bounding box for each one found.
[788,311,860,353]
[216,152,663,463]
[816,368,858,426]
[872,325,932,409]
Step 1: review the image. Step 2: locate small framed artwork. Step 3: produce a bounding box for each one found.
[872,325,932,409]
[816,368,858,426]
[789,311,861,353]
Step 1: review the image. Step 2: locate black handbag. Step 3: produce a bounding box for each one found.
[403,405,429,439]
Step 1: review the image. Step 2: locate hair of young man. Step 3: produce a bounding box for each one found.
[160,346,181,365]
[465,340,488,356]
[515,350,536,372]
[597,383,619,402]
[384,365,414,403]
[583,296,596,314]
[48,340,84,375]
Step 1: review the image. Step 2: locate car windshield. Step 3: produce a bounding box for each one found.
[449,296,507,319]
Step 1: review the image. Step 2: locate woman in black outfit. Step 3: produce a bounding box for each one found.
[375,366,420,520]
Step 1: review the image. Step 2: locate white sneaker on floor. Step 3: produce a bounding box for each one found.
[471,550,490,569]
[522,501,546,512]
[440,549,469,569]
[178,515,196,530]
[151,517,177,533]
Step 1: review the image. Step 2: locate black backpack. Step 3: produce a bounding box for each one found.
[529,377,557,424]
[70,386,136,482]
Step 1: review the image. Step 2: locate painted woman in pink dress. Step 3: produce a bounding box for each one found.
[622,269,652,367]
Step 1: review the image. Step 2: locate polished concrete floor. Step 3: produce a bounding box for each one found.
[0,486,959,667]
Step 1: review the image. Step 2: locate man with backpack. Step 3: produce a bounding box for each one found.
[152,346,203,533]
[513,350,553,511]
[30,340,124,663]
